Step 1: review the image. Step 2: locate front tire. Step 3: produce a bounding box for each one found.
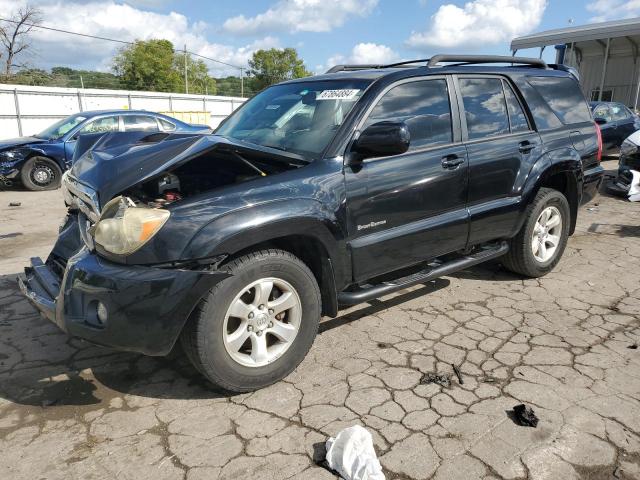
[20,156,62,191]
[181,249,321,393]
[502,188,570,278]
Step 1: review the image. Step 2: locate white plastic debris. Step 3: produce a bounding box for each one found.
[628,170,640,202]
[325,425,385,480]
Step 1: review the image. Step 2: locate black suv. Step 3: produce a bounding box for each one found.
[20,55,604,392]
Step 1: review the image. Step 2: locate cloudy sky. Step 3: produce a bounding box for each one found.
[0,0,637,77]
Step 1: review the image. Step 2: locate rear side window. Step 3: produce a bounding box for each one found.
[159,118,176,131]
[123,115,159,132]
[459,78,509,140]
[527,76,591,125]
[365,79,452,150]
[503,82,530,132]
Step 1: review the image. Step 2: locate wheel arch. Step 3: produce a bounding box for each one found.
[181,200,349,318]
[523,149,582,235]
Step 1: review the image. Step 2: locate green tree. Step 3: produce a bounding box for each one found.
[248,48,311,91]
[216,76,256,97]
[173,52,216,95]
[113,39,181,92]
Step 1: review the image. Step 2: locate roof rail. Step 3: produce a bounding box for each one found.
[325,64,384,73]
[548,63,580,81]
[427,54,548,69]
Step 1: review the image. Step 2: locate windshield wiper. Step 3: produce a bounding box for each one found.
[262,144,288,152]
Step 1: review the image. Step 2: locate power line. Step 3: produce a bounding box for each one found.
[0,17,247,70]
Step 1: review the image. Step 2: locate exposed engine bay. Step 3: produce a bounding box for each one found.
[121,147,298,208]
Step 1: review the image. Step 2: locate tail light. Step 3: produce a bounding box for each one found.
[594,121,602,163]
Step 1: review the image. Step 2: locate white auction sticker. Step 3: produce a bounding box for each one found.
[317,89,360,100]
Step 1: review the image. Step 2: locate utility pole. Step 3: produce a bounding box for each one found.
[80,75,84,89]
[184,44,189,94]
[240,67,244,97]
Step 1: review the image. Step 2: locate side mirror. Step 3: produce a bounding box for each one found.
[351,121,410,161]
[594,117,608,125]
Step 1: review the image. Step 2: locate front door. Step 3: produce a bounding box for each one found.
[345,77,469,282]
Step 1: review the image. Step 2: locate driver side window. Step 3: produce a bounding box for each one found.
[364,79,453,150]
[79,116,119,134]
[593,105,612,122]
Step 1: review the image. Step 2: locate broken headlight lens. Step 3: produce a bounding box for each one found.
[93,196,170,255]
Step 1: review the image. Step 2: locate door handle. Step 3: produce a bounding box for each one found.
[441,154,465,169]
[518,141,536,153]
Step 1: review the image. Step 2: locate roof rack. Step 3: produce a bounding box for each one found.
[325,54,549,75]
[427,54,548,69]
[325,64,385,73]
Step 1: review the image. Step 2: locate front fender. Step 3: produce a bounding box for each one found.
[23,144,66,170]
[181,198,349,284]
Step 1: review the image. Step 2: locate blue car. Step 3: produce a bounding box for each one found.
[590,101,640,155]
[0,110,211,190]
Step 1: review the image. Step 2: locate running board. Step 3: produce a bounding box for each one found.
[338,241,509,306]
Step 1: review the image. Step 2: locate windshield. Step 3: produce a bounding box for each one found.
[36,114,87,140]
[216,79,371,159]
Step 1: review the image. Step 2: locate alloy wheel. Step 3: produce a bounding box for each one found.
[222,277,302,367]
[531,206,562,263]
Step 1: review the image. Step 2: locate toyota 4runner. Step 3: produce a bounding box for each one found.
[20,55,604,392]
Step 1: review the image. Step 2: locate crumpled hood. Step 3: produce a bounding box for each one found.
[68,131,303,207]
[0,136,46,151]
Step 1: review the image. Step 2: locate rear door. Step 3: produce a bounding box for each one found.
[345,76,469,282]
[455,75,541,245]
[122,115,161,132]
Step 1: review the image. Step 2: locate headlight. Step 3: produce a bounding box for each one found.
[0,150,22,161]
[93,196,170,255]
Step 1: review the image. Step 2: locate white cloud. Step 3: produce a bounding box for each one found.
[0,0,277,76]
[407,0,547,49]
[321,42,399,73]
[223,0,378,35]
[586,0,640,22]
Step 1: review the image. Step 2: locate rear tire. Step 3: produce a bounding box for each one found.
[20,156,62,191]
[181,249,321,393]
[502,188,570,278]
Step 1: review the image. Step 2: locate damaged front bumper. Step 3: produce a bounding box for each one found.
[19,227,228,356]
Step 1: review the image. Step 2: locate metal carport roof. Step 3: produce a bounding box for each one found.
[511,17,640,50]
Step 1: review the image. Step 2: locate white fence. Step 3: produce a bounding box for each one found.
[0,84,246,140]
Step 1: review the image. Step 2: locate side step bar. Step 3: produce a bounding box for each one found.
[338,242,509,306]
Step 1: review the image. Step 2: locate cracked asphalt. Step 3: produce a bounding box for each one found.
[1,159,639,480]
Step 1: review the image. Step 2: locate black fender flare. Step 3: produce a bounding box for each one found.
[520,147,582,234]
[180,198,349,317]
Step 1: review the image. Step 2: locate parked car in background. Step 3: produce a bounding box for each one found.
[0,110,211,191]
[590,101,640,154]
[606,130,640,196]
[20,54,603,392]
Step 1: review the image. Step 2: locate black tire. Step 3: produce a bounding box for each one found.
[180,249,321,393]
[20,156,62,191]
[502,188,570,278]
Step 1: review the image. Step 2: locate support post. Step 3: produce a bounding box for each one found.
[626,36,639,106]
[77,91,83,112]
[539,45,545,59]
[635,68,640,111]
[598,38,611,102]
[184,44,188,94]
[240,67,244,97]
[13,89,22,136]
